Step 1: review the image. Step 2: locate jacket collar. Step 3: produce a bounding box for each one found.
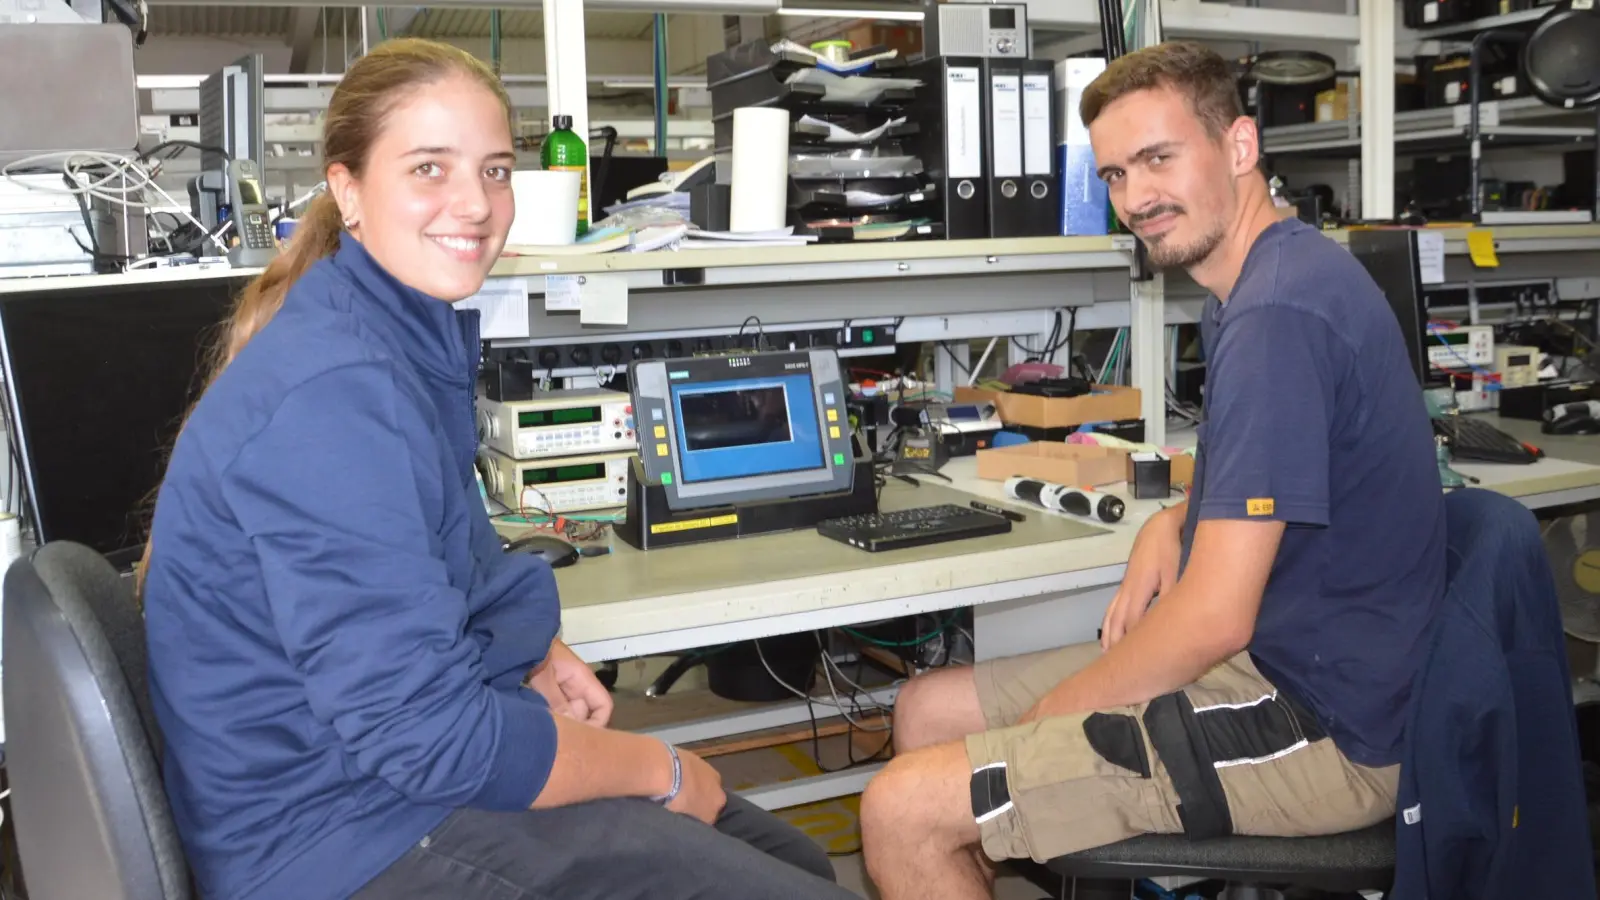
[329,233,480,388]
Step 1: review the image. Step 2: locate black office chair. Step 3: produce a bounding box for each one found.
[3,541,192,899]
[1041,822,1394,893]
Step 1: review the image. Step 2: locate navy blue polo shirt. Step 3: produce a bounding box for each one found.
[1179,218,1446,768]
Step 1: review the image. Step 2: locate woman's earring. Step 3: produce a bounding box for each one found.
[343,218,359,230]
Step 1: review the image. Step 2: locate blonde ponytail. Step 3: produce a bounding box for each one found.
[136,38,512,597]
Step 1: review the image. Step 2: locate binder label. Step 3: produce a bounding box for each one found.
[1022,73,1052,177]
[991,74,1023,178]
[947,67,983,180]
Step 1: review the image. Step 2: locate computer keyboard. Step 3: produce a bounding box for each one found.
[817,504,1013,552]
[1432,416,1541,465]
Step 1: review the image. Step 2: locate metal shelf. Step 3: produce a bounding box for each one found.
[1411,6,1549,40]
[1264,97,1595,158]
[1269,124,1593,158]
[490,236,1131,290]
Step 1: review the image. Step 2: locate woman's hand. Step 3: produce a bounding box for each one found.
[667,747,727,825]
[529,640,614,728]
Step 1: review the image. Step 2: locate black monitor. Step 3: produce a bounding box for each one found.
[0,271,247,567]
[1348,229,1430,386]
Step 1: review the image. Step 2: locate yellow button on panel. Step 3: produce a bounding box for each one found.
[828,425,841,439]
[656,443,670,457]
[653,425,667,439]
[826,409,839,422]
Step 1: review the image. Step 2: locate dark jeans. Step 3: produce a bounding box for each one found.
[352,793,857,899]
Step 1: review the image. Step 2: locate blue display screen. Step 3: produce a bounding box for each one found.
[671,373,824,484]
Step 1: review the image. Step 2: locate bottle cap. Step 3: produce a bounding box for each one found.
[553,114,573,130]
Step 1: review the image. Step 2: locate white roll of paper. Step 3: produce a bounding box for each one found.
[729,107,791,233]
[508,170,582,246]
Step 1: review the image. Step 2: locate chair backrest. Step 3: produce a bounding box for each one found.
[3,541,191,900]
[1393,488,1595,897]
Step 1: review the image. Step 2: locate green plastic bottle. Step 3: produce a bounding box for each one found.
[541,114,589,237]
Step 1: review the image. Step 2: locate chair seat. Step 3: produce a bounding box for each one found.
[1044,823,1395,893]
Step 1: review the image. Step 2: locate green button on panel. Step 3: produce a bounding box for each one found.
[660,472,673,485]
[833,452,846,466]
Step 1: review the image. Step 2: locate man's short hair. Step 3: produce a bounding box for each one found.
[1079,40,1245,138]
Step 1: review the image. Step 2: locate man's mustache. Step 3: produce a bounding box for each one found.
[1128,204,1184,227]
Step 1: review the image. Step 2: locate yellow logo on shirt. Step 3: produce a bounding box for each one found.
[1247,498,1276,516]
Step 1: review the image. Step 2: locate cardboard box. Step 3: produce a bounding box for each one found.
[955,385,1142,431]
[1315,82,1356,123]
[976,442,1130,487]
[843,23,922,59]
[1125,451,1197,494]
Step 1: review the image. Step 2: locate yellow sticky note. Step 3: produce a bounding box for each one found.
[1466,229,1500,268]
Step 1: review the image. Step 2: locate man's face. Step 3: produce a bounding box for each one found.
[1089,85,1251,270]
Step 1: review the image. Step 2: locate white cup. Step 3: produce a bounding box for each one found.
[508,170,582,246]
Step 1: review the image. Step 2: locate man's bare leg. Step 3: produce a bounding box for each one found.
[861,741,993,900]
[892,667,988,753]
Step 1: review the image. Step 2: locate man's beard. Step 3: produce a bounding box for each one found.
[1131,204,1226,270]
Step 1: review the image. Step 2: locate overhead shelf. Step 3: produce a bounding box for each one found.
[1410,6,1550,40]
[1269,124,1592,158]
[1018,0,1363,43]
[1264,96,1596,158]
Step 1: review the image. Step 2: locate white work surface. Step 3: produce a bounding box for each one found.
[552,413,1600,810]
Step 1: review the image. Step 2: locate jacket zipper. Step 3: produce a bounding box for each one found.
[460,311,484,486]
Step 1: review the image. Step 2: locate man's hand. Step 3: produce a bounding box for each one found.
[528,640,614,727]
[1101,504,1184,650]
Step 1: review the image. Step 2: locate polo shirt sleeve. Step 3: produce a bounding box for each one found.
[1195,305,1341,528]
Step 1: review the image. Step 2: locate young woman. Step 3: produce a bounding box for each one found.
[140,38,854,900]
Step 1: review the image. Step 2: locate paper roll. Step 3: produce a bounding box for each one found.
[509,170,581,246]
[729,107,791,233]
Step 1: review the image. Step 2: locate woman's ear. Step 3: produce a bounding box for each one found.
[326,163,362,229]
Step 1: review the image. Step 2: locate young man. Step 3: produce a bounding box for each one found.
[859,41,1446,900]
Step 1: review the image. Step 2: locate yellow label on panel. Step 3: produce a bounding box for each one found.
[1466,229,1500,268]
[649,513,739,535]
[1246,498,1276,516]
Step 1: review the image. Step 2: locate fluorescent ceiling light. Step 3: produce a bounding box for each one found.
[778,6,924,20]
[137,75,204,89]
[601,79,706,89]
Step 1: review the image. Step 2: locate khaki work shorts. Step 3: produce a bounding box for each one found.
[963,643,1400,863]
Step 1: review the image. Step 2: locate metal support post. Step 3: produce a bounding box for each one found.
[653,13,668,153]
[543,0,591,224]
[490,9,503,75]
[1358,0,1395,219]
[1130,272,1166,447]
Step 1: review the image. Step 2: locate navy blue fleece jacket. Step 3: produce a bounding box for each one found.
[142,235,562,900]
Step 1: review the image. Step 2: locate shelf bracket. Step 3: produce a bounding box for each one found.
[1130,271,1165,447]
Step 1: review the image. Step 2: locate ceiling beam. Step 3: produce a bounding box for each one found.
[286,7,320,73]
[384,6,426,36]
[145,0,779,11]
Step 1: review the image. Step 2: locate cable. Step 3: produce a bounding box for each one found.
[738,316,768,351]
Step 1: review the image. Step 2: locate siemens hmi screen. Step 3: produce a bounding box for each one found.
[630,349,856,511]
[673,374,823,483]
[0,272,245,566]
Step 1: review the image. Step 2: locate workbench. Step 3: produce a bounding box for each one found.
[555,412,1600,811]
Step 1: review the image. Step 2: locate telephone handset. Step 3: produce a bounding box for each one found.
[226,159,279,268]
